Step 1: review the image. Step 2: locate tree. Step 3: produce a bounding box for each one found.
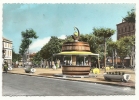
[64,35,74,42]
[32,51,42,66]
[38,36,65,68]
[79,34,99,53]
[19,29,38,63]
[123,9,135,23]
[93,28,115,71]
[116,38,129,65]
[116,35,135,66]
[12,49,21,62]
[40,36,64,60]
[107,41,118,66]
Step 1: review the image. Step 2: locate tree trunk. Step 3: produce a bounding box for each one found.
[104,39,106,72]
[115,50,117,65]
[115,56,117,64]
[132,46,135,67]
[130,56,132,66]
[22,55,24,67]
[133,55,135,67]
[98,55,100,69]
[112,50,114,66]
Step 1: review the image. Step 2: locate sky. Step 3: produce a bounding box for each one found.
[3,3,136,53]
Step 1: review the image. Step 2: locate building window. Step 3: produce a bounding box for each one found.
[125,27,126,32]
[4,42,5,47]
[10,51,12,56]
[6,50,8,57]
[5,43,7,48]
[9,50,11,56]
[5,49,6,56]
[10,44,12,48]
[133,25,135,30]
[8,50,9,56]
[129,26,130,31]
[118,29,120,33]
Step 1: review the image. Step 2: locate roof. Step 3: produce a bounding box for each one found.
[53,51,99,56]
[29,53,36,57]
[116,21,135,26]
[2,37,12,43]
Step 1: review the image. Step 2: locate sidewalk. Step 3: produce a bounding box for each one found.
[6,68,135,88]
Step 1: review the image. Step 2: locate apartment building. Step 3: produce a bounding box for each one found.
[117,20,135,40]
[2,37,12,64]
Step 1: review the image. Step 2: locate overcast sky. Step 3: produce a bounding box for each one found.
[3,3,135,53]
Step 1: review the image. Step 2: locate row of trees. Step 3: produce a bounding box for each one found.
[108,35,135,65]
[31,32,135,67]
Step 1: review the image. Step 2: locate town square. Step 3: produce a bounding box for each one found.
[1,2,137,98]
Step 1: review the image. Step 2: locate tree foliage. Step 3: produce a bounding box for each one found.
[19,29,38,55]
[123,9,135,23]
[107,41,118,57]
[116,35,135,64]
[64,35,74,42]
[93,28,115,38]
[40,36,65,60]
[12,49,21,62]
[32,51,42,65]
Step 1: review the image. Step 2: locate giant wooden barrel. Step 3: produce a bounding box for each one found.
[62,65,90,75]
[61,41,91,75]
[62,42,90,52]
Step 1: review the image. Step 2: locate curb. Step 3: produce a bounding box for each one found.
[6,72,135,89]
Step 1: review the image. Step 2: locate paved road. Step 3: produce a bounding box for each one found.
[2,73,135,96]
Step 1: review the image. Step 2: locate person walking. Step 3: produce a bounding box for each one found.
[3,61,8,73]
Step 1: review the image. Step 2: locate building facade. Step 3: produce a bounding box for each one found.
[117,21,135,40]
[2,37,13,64]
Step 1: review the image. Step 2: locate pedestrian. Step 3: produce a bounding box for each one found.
[122,63,126,69]
[3,61,8,73]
